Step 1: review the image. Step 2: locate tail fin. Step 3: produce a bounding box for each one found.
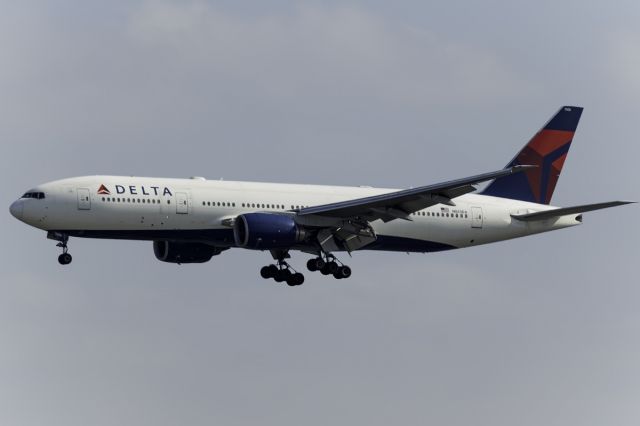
[481,106,583,204]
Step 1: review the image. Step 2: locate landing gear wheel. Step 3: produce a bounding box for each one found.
[260,252,306,286]
[53,233,72,265]
[333,265,351,279]
[267,264,278,277]
[275,268,292,283]
[261,265,279,279]
[321,261,339,275]
[287,272,305,286]
[260,265,274,279]
[58,253,72,265]
[306,257,325,272]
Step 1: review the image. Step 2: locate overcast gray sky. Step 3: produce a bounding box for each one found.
[1,1,639,425]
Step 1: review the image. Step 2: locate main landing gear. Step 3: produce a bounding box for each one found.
[260,260,305,286]
[306,253,352,280]
[259,251,352,286]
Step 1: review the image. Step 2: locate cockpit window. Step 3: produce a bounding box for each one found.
[21,192,45,199]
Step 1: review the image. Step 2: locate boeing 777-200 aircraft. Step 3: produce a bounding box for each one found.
[9,106,634,286]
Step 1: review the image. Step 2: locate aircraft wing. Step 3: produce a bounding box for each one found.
[298,165,534,223]
[510,201,636,221]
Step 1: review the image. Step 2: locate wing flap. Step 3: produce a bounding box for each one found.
[511,201,635,222]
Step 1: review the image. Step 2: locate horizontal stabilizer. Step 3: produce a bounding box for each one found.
[511,201,636,221]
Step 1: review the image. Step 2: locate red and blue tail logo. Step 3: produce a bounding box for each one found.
[481,106,583,205]
[97,184,111,195]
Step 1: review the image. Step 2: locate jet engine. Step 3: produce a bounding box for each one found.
[233,213,307,249]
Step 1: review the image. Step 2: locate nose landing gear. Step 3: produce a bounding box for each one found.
[48,232,72,265]
[58,250,72,265]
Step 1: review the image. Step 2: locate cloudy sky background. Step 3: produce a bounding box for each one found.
[1,1,639,425]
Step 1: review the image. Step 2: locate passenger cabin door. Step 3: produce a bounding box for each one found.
[176,192,189,214]
[77,188,91,210]
[471,206,483,228]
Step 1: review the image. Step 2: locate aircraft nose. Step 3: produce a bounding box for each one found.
[9,200,23,220]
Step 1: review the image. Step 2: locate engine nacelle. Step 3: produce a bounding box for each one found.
[153,241,224,264]
[233,213,306,249]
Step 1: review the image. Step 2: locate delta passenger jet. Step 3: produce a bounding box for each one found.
[9,106,634,286]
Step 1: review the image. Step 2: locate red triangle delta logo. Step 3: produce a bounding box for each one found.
[97,184,111,195]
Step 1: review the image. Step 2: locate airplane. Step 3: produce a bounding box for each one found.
[9,106,634,286]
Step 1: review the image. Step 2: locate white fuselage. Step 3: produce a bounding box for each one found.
[10,175,581,253]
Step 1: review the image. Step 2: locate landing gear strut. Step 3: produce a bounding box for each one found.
[49,232,72,265]
[306,253,352,280]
